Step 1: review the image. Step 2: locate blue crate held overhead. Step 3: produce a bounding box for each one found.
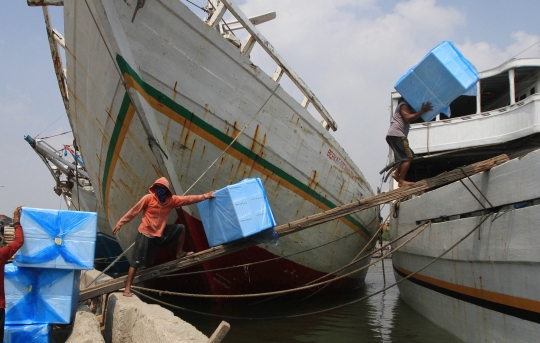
[4,264,80,325]
[4,324,51,343]
[17,207,97,270]
[197,178,276,247]
[394,41,479,122]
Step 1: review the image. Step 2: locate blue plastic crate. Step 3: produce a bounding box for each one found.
[197,178,276,247]
[17,208,97,270]
[394,41,479,122]
[5,264,80,324]
[3,323,51,343]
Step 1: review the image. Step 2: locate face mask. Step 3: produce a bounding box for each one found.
[155,186,168,202]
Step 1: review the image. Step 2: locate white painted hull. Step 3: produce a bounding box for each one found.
[63,0,378,294]
[408,94,540,155]
[390,148,540,342]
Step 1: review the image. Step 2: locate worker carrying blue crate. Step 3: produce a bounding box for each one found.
[112,177,214,297]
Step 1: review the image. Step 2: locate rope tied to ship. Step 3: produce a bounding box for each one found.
[131,220,431,299]
[154,204,387,280]
[87,242,135,287]
[182,83,280,196]
[458,166,493,209]
[132,214,491,320]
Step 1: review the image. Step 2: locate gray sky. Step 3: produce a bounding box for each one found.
[1,0,539,216]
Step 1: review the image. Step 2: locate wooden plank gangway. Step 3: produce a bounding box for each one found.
[79,154,509,301]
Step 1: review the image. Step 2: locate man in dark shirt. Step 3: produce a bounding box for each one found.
[0,207,24,341]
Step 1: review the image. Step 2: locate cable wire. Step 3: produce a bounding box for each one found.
[133,214,489,320]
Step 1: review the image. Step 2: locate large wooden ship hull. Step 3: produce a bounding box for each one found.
[63,0,378,296]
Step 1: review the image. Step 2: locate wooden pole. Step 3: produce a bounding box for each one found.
[380,231,386,285]
[79,154,509,301]
[207,321,230,343]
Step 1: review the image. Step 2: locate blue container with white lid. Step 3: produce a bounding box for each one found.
[394,41,479,122]
[4,264,80,324]
[17,208,97,270]
[197,178,276,247]
[3,323,51,343]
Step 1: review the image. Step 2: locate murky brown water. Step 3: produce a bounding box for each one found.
[144,259,465,343]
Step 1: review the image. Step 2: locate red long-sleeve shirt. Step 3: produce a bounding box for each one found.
[0,223,24,308]
[116,177,213,237]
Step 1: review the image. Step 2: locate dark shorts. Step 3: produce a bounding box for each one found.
[130,224,184,268]
[386,136,415,163]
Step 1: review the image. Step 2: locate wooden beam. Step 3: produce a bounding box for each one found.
[272,66,284,82]
[207,321,230,343]
[79,154,509,301]
[240,34,256,55]
[206,2,227,29]
[220,0,338,131]
[27,0,63,6]
[301,96,310,108]
[43,7,70,115]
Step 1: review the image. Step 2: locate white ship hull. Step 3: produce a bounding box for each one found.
[390,59,540,341]
[63,0,378,295]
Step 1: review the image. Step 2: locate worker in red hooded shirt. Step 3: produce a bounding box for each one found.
[113,177,214,297]
[0,206,24,340]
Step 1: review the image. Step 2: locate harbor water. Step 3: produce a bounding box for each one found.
[146,259,465,342]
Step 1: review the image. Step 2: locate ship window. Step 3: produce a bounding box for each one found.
[532,87,536,95]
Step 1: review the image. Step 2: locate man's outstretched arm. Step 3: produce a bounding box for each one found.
[113,196,149,235]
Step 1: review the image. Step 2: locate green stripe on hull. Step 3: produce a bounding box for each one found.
[102,93,132,206]
[104,55,370,237]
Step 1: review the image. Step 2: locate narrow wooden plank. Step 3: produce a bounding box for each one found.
[206,2,227,29]
[27,0,64,6]
[207,321,231,343]
[272,66,284,82]
[79,154,509,301]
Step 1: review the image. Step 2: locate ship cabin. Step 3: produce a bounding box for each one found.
[391,58,540,183]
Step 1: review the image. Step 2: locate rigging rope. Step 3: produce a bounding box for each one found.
[34,112,68,139]
[36,131,72,140]
[87,242,135,287]
[131,221,431,298]
[133,214,490,320]
[182,84,279,196]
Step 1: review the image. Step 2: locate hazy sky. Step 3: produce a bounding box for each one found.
[1,0,539,216]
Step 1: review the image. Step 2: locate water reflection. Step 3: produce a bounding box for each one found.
[146,260,464,343]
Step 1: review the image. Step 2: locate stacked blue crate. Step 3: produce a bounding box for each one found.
[2,208,96,338]
[197,178,276,247]
[3,323,50,343]
[4,264,80,325]
[17,208,97,269]
[394,41,479,122]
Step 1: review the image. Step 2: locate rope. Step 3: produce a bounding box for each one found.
[458,167,494,208]
[182,84,279,196]
[133,214,489,320]
[87,242,135,287]
[156,204,384,280]
[34,112,68,139]
[186,0,209,12]
[131,221,431,298]
[426,122,430,156]
[298,207,395,300]
[253,206,394,305]
[36,131,72,140]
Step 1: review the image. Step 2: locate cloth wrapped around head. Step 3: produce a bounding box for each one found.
[154,185,168,202]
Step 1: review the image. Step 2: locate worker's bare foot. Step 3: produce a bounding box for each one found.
[397,180,414,187]
[176,251,194,259]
